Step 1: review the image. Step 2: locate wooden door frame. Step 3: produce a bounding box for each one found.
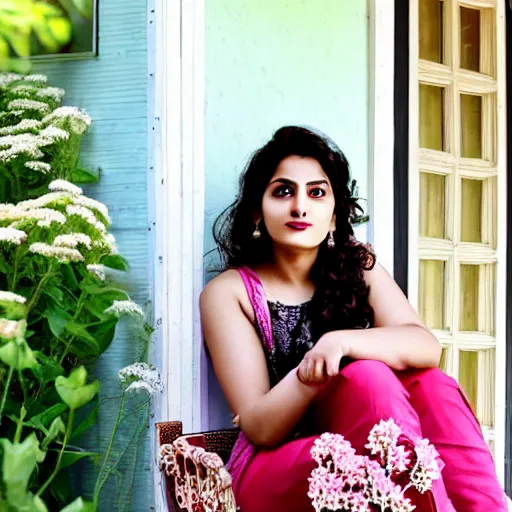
[394,0,511,496]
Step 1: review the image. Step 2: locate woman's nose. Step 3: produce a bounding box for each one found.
[291,193,307,218]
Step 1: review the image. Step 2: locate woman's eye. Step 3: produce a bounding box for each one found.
[273,185,294,197]
[309,188,326,198]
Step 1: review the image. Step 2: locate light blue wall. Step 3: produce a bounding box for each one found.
[34,0,151,510]
[205,0,369,428]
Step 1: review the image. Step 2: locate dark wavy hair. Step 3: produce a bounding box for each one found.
[213,126,376,336]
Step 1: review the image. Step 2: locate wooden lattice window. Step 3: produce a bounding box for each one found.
[411,0,506,476]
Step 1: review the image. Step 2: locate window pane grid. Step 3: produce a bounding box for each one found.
[417,0,498,439]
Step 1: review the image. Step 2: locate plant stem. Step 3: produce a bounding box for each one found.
[9,246,21,292]
[0,365,14,424]
[36,408,75,497]
[13,406,26,444]
[93,392,126,507]
[26,268,54,313]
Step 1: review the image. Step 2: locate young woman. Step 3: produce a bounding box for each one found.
[200,126,506,511]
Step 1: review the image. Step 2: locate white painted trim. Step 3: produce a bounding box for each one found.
[493,0,507,487]
[149,0,206,509]
[368,0,395,275]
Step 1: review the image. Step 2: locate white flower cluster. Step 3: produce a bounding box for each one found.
[36,87,65,102]
[49,179,82,195]
[1,205,67,228]
[42,107,92,135]
[23,74,48,84]
[0,133,44,162]
[7,99,50,114]
[87,264,107,281]
[54,233,92,249]
[66,205,107,233]
[29,242,84,263]
[25,161,51,174]
[0,227,27,245]
[74,195,111,223]
[0,291,27,304]
[0,126,71,164]
[104,300,144,318]
[38,126,70,144]
[96,233,118,255]
[0,73,22,88]
[0,119,42,136]
[118,362,164,396]
[0,319,25,340]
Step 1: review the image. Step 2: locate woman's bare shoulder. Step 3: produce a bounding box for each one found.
[200,269,253,316]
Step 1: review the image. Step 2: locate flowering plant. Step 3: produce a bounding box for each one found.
[308,419,443,512]
[0,72,161,511]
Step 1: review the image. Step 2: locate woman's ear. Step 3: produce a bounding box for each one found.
[330,214,336,232]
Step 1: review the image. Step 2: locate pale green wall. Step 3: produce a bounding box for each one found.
[205,0,369,428]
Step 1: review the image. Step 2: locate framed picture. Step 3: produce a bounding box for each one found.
[31,0,98,61]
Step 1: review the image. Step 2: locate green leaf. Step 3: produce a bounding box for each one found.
[49,470,73,508]
[25,403,68,432]
[99,255,130,271]
[88,318,117,355]
[56,449,97,470]
[60,497,96,512]
[60,265,79,291]
[0,255,12,275]
[42,285,65,307]
[46,306,72,338]
[1,434,46,505]
[0,339,38,370]
[64,322,100,355]
[69,167,99,184]
[55,367,100,410]
[0,300,27,321]
[41,416,66,450]
[71,405,98,440]
[31,352,65,386]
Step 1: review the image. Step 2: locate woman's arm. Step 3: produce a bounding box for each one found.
[200,271,319,448]
[298,264,441,383]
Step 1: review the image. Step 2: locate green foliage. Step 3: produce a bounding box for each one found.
[0,73,158,511]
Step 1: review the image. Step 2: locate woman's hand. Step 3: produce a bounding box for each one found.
[297,332,349,385]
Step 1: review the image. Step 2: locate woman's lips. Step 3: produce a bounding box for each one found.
[285,222,312,231]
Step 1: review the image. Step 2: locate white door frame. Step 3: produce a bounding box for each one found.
[148,0,207,508]
[368,0,396,276]
[149,0,396,509]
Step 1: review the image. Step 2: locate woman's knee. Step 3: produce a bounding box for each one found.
[342,359,400,387]
[404,367,457,402]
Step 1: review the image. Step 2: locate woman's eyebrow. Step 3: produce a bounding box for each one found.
[268,178,329,187]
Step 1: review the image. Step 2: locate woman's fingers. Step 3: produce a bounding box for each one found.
[313,359,325,382]
[326,356,340,377]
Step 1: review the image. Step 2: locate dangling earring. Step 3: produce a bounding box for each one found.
[327,231,335,249]
[252,222,261,239]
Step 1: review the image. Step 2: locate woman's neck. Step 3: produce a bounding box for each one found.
[257,246,318,293]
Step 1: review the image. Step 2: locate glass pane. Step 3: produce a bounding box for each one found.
[459,350,478,415]
[461,94,482,159]
[419,260,445,329]
[420,172,446,238]
[420,84,445,151]
[420,0,443,63]
[460,7,480,72]
[439,346,448,372]
[459,349,495,427]
[480,349,495,427]
[461,179,482,242]
[460,264,479,331]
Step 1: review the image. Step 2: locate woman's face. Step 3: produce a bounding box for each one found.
[258,155,336,251]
